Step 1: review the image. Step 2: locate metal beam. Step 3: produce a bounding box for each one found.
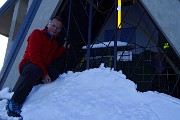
[86,0,93,69]
[0,0,42,89]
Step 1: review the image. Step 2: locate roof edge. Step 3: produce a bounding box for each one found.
[0,0,18,16]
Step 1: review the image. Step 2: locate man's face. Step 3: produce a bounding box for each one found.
[47,19,62,36]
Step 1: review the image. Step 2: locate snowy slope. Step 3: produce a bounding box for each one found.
[0,64,180,120]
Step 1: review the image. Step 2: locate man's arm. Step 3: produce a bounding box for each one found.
[28,30,48,77]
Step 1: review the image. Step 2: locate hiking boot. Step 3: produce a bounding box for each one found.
[6,100,22,117]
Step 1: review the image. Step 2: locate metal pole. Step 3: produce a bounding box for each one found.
[86,0,93,69]
[66,0,72,38]
[65,0,72,71]
[114,0,118,70]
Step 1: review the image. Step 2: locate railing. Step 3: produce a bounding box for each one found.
[59,0,180,98]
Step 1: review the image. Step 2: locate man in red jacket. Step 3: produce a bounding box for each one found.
[6,16,68,117]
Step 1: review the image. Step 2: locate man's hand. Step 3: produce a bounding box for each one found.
[63,41,70,49]
[42,74,51,83]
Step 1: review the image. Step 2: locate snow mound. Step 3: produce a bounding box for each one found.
[0,87,13,100]
[23,65,141,120]
[1,65,180,120]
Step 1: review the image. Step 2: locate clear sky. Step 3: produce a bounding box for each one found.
[0,0,8,71]
[0,0,7,7]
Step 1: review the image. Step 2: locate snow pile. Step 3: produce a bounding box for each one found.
[0,65,180,120]
[0,87,13,100]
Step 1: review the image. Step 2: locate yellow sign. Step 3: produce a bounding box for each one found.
[117,0,121,28]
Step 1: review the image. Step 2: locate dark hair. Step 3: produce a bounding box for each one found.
[49,16,63,24]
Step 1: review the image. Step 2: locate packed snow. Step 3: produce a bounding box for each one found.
[82,41,127,49]
[0,64,180,120]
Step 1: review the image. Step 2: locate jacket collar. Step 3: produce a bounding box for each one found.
[42,27,59,40]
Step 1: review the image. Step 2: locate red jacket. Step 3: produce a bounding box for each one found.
[19,28,66,77]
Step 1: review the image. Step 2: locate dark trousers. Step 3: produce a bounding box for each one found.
[11,62,60,105]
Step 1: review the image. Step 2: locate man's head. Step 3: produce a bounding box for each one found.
[46,16,63,36]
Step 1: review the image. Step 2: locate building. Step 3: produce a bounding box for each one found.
[0,0,180,98]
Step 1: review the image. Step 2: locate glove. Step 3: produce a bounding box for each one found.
[64,37,70,49]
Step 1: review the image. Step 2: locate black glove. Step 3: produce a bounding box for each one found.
[64,37,70,48]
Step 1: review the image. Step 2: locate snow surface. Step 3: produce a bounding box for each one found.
[0,64,180,120]
[82,41,127,49]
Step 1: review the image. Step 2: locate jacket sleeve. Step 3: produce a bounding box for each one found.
[28,29,48,77]
[53,46,66,61]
